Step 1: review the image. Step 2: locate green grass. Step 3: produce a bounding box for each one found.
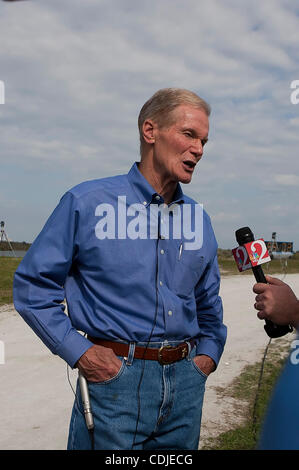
[0,257,22,305]
[201,339,291,450]
[1,253,299,303]
[218,256,299,276]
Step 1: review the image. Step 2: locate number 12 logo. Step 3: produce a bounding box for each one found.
[232,239,271,272]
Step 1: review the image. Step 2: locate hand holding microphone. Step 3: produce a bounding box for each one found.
[232,226,293,338]
[253,275,299,329]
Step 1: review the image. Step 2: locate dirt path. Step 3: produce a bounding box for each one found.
[0,273,298,450]
[199,273,298,448]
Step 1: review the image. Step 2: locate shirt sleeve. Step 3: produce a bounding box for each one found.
[194,226,227,367]
[13,191,94,368]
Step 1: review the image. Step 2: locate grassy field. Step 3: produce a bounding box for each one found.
[201,339,292,450]
[1,253,298,306]
[218,253,299,276]
[0,257,22,305]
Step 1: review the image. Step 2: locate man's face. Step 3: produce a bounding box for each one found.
[152,105,209,185]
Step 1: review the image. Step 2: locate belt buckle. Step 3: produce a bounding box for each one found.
[158,344,188,365]
[158,345,173,365]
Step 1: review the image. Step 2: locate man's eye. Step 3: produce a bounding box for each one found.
[183,131,192,137]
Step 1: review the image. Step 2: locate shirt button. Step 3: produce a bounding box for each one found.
[168,310,173,316]
[159,281,163,286]
[155,195,160,200]
[143,201,147,206]
[160,249,165,255]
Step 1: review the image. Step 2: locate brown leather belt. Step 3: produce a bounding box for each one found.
[88,337,195,365]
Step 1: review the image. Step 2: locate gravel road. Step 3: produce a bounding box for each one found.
[0,273,298,450]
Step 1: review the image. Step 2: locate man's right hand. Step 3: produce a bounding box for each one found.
[76,345,123,383]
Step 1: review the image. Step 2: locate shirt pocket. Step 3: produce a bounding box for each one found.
[172,249,205,297]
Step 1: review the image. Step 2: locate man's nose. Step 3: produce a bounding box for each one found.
[191,140,203,159]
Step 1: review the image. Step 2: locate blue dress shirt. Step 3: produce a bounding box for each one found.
[13,163,227,368]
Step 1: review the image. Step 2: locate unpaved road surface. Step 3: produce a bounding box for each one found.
[0,273,298,450]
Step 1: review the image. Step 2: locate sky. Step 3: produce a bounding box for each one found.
[0,0,298,250]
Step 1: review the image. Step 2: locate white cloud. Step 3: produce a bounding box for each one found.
[0,0,298,248]
[274,174,299,186]
[212,212,240,222]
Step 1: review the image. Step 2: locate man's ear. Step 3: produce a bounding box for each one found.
[142,119,156,144]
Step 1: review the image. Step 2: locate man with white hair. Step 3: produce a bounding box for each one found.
[14,88,227,450]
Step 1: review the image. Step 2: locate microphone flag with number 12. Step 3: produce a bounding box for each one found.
[232,239,271,272]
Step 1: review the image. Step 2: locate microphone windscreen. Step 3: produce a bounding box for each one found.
[235,227,254,245]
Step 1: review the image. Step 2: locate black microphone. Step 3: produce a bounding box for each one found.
[235,226,293,338]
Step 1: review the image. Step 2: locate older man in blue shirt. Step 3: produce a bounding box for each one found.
[13,88,227,450]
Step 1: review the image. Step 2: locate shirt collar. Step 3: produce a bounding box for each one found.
[127,162,185,207]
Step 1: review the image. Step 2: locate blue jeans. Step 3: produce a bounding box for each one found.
[67,340,207,450]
